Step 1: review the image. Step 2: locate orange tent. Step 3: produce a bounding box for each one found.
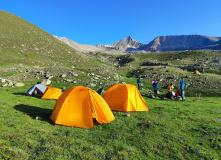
[194,70,200,74]
[102,84,149,112]
[50,86,115,128]
[41,86,63,100]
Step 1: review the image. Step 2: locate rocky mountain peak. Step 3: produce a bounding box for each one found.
[108,36,144,51]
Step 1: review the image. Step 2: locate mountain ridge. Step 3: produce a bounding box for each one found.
[57,35,221,53]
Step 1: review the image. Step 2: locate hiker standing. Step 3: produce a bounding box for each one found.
[180,78,185,101]
[152,79,158,97]
[137,77,141,91]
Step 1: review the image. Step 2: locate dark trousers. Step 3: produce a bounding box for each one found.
[154,89,158,97]
[138,83,141,91]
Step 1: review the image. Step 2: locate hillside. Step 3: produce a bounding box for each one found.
[0,10,118,87]
[98,50,221,97]
[54,36,103,53]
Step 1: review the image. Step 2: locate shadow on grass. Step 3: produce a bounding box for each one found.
[13,92,27,96]
[13,93,42,99]
[14,104,104,127]
[14,104,53,124]
[141,93,168,101]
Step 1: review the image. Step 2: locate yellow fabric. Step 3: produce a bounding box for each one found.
[167,85,171,92]
[41,86,63,99]
[50,86,115,128]
[102,84,148,112]
[194,70,200,74]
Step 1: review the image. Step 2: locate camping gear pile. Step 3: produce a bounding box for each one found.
[26,83,149,128]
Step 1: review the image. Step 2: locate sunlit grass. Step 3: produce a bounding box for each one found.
[0,85,220,159]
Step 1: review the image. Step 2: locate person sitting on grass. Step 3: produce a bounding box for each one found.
[175,90,182,100]
[167,84,174,99]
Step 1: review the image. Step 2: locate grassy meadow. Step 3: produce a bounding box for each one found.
[0,10,221,160]
[0,83,220,160]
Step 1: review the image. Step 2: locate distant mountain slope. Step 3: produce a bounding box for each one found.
[0,10,91,69]
[55,36,103,53]
[59,35,221,53]
[144,35,221,52]
[107,36,144,51]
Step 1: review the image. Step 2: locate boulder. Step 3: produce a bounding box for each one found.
[15,83,25,87]
[41,79,51,85]
[8,80,13,86]
[0,78,6,83]
[2,84,8,87]
[73,74,78,77]
[61,74,66,78]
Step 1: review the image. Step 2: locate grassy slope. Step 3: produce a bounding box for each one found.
[0,10,107,77]
[0,10,119,88]
[0,85,220,159]
[113,50,221,96]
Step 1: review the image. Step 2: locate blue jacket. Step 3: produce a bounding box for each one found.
[153,83,158,89]
[180,79,184,90]
[137,78,141,84]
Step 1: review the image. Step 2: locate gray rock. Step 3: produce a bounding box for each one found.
[73,74,78,77]
[65,79,72,82]
[8,81,13,86]
[88,83,96,87]
[41,79,51,85]
[61,74,66,78]
[39,71,44,75]
[47,75,54,79]
[0,78,6,83]
[15,83,25,87]
[2,84,8,87]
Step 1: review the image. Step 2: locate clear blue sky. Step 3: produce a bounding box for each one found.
[1,0,221,45]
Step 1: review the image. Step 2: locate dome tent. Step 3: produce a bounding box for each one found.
[102,84,149,112]
[50,86,115,128]
[41,86,63,100]
[194,70,200,74]
[26,84,46,96]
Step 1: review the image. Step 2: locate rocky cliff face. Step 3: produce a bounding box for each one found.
[106,36,144,51]
[144,35,221,52]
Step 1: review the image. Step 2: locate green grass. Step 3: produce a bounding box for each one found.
[0,85,220,159]
[0,10,221,159]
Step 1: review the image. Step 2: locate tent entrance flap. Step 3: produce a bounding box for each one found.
[88,89,98,121]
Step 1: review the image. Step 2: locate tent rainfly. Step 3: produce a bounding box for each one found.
[102,84,149,112]
[50,86,115,128]
[41,86,63,100]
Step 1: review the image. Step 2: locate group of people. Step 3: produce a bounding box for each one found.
[137,77,185,101]
[167,79,185,101]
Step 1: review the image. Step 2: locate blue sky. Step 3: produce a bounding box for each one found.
[1,0,221,45]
